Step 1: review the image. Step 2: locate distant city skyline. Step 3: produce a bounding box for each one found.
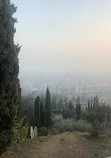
[20,72,111,104]
[11,0,111,74]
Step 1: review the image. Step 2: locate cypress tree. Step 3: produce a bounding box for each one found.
[35,96,40,128]
[40,96,46,126]
[93,96,99,111]
[52,96,57,111]
[63,106,65,118]
[58,99,64,112]
[88,99,91,112]
[0,0,21,154]
[45,88,52,128]
[76,96,81,120]
[40,100,45,127]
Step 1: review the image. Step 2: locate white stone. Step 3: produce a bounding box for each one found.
[30,126,34,138]
[34,126,38,137]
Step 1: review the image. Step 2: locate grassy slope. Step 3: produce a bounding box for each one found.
[1,132,111,158]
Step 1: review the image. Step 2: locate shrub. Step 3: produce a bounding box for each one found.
[38,127,48,136]
[91,125,99,137]
[72,120,92,132]
[100,121,111,136]
[13,117,28,143]
[53,119,91,133]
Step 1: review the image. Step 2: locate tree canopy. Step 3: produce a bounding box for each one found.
[0,0,21,155]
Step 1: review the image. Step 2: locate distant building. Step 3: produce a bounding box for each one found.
[73,102,88,111]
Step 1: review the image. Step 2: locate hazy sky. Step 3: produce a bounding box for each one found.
[11,0,111,74]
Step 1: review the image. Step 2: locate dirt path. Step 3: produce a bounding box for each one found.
[1,132,111,158]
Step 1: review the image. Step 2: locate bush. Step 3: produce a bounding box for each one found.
[100,121,111,136]
[53,119,92,133]
[82,111,99,124]
[38,127,48,136]
[91,125,99,137]
[72,120,92,132]
[13,117,28,143]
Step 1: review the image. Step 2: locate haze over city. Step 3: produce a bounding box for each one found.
[11,0,111,74]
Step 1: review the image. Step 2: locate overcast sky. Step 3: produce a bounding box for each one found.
[11,0,111,74]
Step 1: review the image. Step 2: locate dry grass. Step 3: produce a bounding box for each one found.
[1,132,111,158]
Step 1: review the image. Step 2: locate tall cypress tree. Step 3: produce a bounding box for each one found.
[40,100,45,127]
[0,0,20,155]
[35,96,46,128]
[88,99,91,112]
[45,88,52,128]
[76,96,81,120]
[52,96,57,111]
[93,96,99,111]
[35,96,40,128]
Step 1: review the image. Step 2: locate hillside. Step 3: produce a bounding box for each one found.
[1,132,111,158]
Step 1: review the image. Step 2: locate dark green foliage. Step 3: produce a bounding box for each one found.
[93,96,99,111]
[91,125,99,137]
[45,88,52,128]
[22,96,35,127]
[64,97,68,108]
[88,100,91,112]
[83,97,111,125]
[17,87,22,119]
[82,111,99,124]
[76,97,81,120]
[57,99,64,112]
[52,97,64,112]
[52,96,57,111]
[63,106,65,118]
[0,0,20,155]
[83,96,111,137]
[76,104,81,120]
[63,101,75,119]
[69,101,73,110]
[35,96,45,128]
[35,96,40,128]
[38,127,48,136]
[40,100,45,127]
